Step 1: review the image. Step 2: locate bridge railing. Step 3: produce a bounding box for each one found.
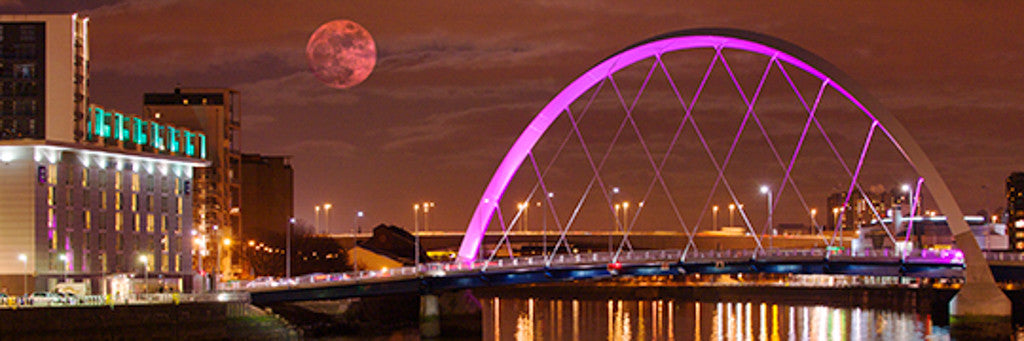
[233,247,986,290]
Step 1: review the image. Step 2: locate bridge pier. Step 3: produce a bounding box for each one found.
[420,294,441,338]
[949,232,1011,339]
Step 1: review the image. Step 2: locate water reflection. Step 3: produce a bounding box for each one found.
[484,297,947,340]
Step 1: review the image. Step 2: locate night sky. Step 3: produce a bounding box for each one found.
[6,1,1023,234]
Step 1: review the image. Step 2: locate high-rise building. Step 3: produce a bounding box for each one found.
[143,88,241,279]
[0,14,88,142]
[1007,172,1024,250]
[240,153,293,242]
[239,154,292,277]
[0,14,207,295]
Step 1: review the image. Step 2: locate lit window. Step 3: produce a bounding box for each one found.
[131,173,139,192]
[147,214,154,233]
[47,164,57,184]
[82,169,88,187]
[115,171,122,190]
[115,212,122,231]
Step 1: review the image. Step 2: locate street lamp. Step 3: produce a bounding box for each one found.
[323,203,332,235]
[810,208,818,228]
[728,203,736,227]
[315,205,322,234]
[287,218,294,279]
[414,204,420,232]
[352,211,363,273]
[712,205,719,230]
[542,192,553,257]
[760,186,773,250]
[517,201,529,231]
[138,254,149,292]
[622,201,630,231]
[58,253,68,281]
[17,253,27,294]
[422,202,435,231]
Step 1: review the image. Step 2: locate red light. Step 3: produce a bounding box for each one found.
[607,262,622,271]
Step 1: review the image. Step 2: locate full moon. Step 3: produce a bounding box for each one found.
[305,19,376,89]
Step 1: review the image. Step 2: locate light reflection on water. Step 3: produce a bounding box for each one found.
[483,297,948,340]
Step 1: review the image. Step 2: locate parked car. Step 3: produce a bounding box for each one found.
[26,292,63,306]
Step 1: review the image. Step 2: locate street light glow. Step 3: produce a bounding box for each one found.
[760,185,769,194]
[18,253,27,262]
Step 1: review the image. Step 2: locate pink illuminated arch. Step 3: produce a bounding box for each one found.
[456,28,985,281]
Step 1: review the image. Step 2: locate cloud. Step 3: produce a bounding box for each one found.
[266,138,358,159]
[234,72,360,108]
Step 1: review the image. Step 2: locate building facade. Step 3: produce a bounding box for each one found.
[0,14,206,296]
[143,88,241,280]
[1008,172,1024,250]
[0,14,88,143]
[240,153,292,242]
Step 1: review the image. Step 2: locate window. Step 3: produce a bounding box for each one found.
[115,192,122,210]
[134,213,140,232]
[115,212,122,231]
[177,197,183,215]
[131,193,138,211]
[47,208,54,228]
[101,192,107,210]
[47,164,57,184]
[115,171,122,190]
[116,235,123,251]
[147,214,154,233]
[161,253,169,272]
[82,169,88,187]
[47,187,54,206]
[131,173,139,192]
[83,211,91,229]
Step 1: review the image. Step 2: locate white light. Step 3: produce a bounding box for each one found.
[760,186,769,194]
[357,211,364,217]
[612,187,620,194]
[901,184,911,193]
[17,253,27,262]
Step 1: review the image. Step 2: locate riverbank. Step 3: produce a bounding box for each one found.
[0,301,298,339]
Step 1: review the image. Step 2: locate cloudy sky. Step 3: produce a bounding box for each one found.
[6,1,1024,234]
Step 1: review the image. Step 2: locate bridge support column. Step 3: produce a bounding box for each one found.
[949,231,1011,339]
[420,294,441,338]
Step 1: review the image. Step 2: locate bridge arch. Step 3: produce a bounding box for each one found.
[456,28,989,284]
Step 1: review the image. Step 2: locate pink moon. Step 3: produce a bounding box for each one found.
[305,19,376,89]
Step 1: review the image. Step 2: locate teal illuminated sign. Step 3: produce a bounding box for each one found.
[86,105,206,159]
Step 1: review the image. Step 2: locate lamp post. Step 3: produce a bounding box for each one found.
[414,204,420,232]
[138,254,149,293]
[422,202,435,231]
[712,205,719,230]
[810,208,818,230]
[323,203,332,235]
[287,218,294,279]
[352,211,362,272]
[414,206,420,271]
[58,253,67,282]
[728,203,736,227]
[760,186,773,251]
[542,192,553,257]
[622,201,630,231]
[517,202,529,232]
[17,253,27,294]
[315,205,322,234]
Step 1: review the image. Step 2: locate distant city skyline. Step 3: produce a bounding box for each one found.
[4,1,1022,232]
